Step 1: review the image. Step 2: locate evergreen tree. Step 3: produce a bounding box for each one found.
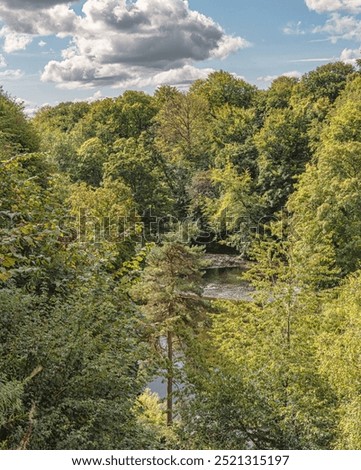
[131,237,208,426]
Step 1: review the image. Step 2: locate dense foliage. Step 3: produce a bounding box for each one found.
[1,63,361,449]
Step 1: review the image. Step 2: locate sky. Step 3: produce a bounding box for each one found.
[0,0,360,114]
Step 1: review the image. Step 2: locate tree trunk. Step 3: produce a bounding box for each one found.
[167,330,173,426]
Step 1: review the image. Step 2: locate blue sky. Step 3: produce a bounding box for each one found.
[0,0,360,113]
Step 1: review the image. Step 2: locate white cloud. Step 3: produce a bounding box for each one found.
[71,90,104,103]
[0,0,70,9]
[257,70,302,83]
[15,96,33,107]
[0,53,6,66]
[0,27,33,52]
[211,35,251,59]
[38,40,47,47]
[313,13,361,42]
[42,57,133,89]
[283,21,306,35]
[0,68,24,79]
[86,90,103,102]
[305,0,361,13]
[124,64,216,88]
[289,57,335,62]
[282,70,303,78]
[0,4,78,47]
[38,0,249,88]
[0,0,249,88]
[18,99,41,117]
[340,47,361,63]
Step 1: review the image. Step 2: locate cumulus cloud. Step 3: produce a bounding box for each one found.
[211,35,250,59]
[0,27,33,52]
[313,13,361,42]
[125,64,216,88]
[340,47,361,63]
[0,68,24,79]
[38,0,249,88]
[305,0,361,13]
[42,56,133,88]
[0,0,249,88]
[0,53,6,66]
[306,0,361,61]
[71,90,104,103]
[0,0,71,9]
[0,1,78,53]
[86,90,103,102]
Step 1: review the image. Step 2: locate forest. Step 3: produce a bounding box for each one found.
[0,61,361,450]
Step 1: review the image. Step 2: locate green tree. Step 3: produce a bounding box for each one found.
[295,62,355,103]
[264,76,299,111]
[191,70,257,111]
[75,137,108,186]
[289,76,361,284]
[68,177,138,270]
[0,277,155,449]
[180,229,337,449]
[0,89,39,152]
[155,90,211,169]
[0,153,76,292]
[33,101,90,134]
[204,163,263,253]
[255,108,310,212]
[317,271,361,449]
[211,105,259,176]
[71,92,156,146]
[131,239,208,426]
[104,136,173,220]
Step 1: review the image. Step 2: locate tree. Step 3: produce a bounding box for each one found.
[75,137,107,186]
[317,271,361,449]
[33,101,90,134]
[255,108,310,213]
[288,76,361,285]
[0,153,76,292]
[264,76,299,111]
[104,136,173,220]
[68,177,138,270]
[154,90,213,218]
[204,163,263,253]
[180,228,337,449]
[0,88,39,152]
[70,92,157,146]
[210,105,259,176]
[131,238,208,426]
[155,89,211,169]
[0,277,156,449]
[295,62,355,103]
[190,70,257,111]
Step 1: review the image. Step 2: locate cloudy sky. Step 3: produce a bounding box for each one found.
[0,0,360,113]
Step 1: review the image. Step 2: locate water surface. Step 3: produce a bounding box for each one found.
[202,266,254,301]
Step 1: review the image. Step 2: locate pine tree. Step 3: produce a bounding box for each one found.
[131,236,208,425]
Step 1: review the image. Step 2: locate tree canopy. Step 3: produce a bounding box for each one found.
[1,62,361,450]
